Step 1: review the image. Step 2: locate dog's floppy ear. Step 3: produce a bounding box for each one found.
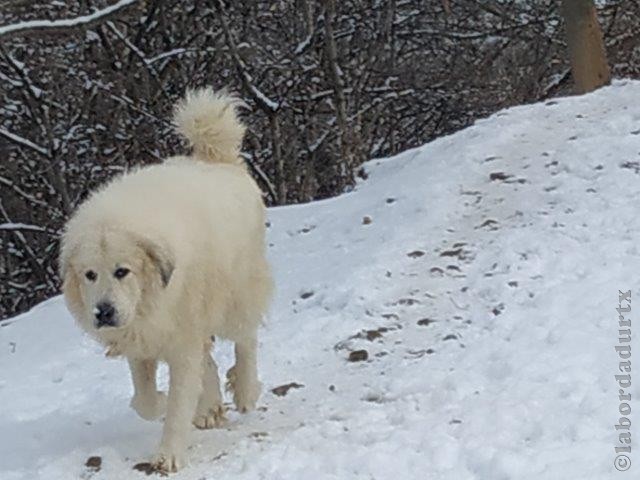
[59,241,85,320]
[137,237,175,287]
[59,235,74,282]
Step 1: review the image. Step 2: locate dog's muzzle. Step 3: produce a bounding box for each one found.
[94,302,117,328]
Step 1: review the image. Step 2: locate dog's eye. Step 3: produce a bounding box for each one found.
[85,270,97,282]
[114,267,130,279]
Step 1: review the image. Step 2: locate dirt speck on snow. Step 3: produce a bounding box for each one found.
[271,382,305,397]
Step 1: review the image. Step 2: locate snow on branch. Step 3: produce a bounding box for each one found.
[147,48,188,65]
[241,152,277,201]
[0,128,48,156]
[249,84,280,112]
[0,0,139,38]
[0,223,48,234]
[0,176,49,209]
[215,0,280,114]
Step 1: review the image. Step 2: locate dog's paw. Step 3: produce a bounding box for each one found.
[193,405,227,429]
[225,365,238,393]
[234,385,260,413]
[105,343,123,358]
[150,450,185,473]
[227,367,261,413]
[130,391,167,421]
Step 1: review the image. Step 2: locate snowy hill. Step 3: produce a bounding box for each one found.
[2,80,639,480]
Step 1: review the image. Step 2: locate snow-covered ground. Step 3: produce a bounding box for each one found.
[2,80,639,479]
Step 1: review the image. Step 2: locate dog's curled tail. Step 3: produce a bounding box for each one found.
[173,87,246,165]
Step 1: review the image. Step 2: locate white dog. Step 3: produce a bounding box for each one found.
[60,88,273,472]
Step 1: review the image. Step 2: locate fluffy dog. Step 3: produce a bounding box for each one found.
[60,88,273,472]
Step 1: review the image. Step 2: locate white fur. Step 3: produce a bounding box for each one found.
[173,88,246,165]
[60,88,273,473]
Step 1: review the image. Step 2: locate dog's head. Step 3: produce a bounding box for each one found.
[60,228,174,333]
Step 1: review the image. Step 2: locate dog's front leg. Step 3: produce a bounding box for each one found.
[128,358,166,421]
[151,351,202,473]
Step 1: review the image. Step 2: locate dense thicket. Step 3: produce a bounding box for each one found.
[0,0,636,318]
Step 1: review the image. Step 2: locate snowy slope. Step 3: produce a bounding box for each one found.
[2,80,640,480]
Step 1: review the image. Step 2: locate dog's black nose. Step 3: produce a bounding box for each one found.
[94,302,116,328]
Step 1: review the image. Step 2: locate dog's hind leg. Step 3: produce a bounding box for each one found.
[226,260,270,413]
[227,331,261,413]
[128,358,167,421]
[193,341,226,429]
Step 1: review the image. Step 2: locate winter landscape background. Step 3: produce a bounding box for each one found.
[0,1,637,479]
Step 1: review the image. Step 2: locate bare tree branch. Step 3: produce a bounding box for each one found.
[0,176,50,209]
[0,223,58,235]
[0,0,140,38]
[0,128,49,156]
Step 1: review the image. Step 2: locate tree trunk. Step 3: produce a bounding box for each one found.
[561,0,610,94]
[270,114,287,204]
[323,0,351,182]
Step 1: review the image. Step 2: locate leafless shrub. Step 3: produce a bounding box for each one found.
[1,0,637,318]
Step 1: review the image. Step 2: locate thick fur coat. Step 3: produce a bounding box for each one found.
[60,88,273,472]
